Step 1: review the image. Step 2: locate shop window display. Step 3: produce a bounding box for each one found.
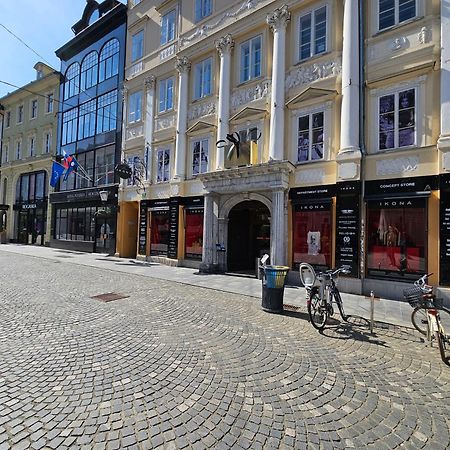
[150,211,169,255]
[185,208,203,260]
[366,199,426,279]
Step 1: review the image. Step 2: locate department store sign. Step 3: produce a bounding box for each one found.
[50,186,118,204]
[289,185,336,201]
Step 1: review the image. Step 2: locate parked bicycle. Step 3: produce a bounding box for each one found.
[299,263,351,330]
[403,273,450,365]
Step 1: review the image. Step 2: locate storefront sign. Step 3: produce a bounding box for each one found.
[295,202,331,211]
[22,204,37,209]
[168,198,180,259]
[289,185,336,200]
[138,203,147,255]
[365,175,438,197]
[440,174,450,285]
[50,186,118,204]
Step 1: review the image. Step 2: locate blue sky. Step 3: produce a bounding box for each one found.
[0,0,125,98]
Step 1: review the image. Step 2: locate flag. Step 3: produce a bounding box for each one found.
[62,151,79,181]
[50,161,65,187]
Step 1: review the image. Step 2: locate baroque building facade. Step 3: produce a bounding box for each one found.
[0,63,60,246]
[117,0,448,301]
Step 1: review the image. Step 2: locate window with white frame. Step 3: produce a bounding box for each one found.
[17,105,23,124]
[3,143,9,163]
[240,36,262,83]
[128,91,143,123]
[192,138,209,175]
[378,88,415,150]
[16,139,22,160]
[44,132,52,153]
[238,126,260,144]
[131,30,144,62]
[31,99,38,119]
[46,93,53,113]
[379,0,416,31]
[195,0,212,22]
[156,149,170,182]
[159,77,174,112]
[297,111,325,162]
[194,58,212,99]
[299,6,327,61]
[161,10,176,45]
[29,136,35,157]
[5,111,11,128]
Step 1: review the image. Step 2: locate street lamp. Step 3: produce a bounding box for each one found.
[99,190,109,202]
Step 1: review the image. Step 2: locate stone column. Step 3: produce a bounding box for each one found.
[339,0,360,155]
[174,56,191,180]
[438,1,450,168]
[215,34,234,170]
[267,5,290,161]
[270,189,287,265]
[144,75,156,182]
[200,193,218,272]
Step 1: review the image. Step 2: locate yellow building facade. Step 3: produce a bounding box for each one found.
[116,0,449,301]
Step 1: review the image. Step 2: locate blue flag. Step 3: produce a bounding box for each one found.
[62,153,79,181]
[50,161,65,187]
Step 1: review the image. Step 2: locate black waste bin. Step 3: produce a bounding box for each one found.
[260,265,289,313]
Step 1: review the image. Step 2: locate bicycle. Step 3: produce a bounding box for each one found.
[403,273,450,365]
[299,263,351,330]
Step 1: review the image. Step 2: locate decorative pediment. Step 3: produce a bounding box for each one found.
[186,121,216,134]
[229,107,267,123]
[286,87,337,109]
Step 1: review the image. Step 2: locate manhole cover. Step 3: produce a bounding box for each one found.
[90,292,130,302]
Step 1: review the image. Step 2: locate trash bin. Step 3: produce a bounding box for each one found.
[260,265,290,313]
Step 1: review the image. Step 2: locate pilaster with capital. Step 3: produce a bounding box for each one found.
[215,34,234,170]
[174,57,191,181]
[270,188,288,265]
[200,193,219,273]
[267,5,290,161]
[144,76,156,183]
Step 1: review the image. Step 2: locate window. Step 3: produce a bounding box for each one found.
[161,10,176,45]
[78,99,96,140]
[379,0,416,31]
[5,111,10,128]
[46,93,53,113]
[194,58,212,99]
[80,51,98,90]
[195,0,212,22]
[157,149,170,182]
[97,90,117,133]
[131,30,144,62]
[192,139,209,175]
[132,0,142,6]
[55,206,97,241]
[3,143,9,163]
[127,155,145,186]
[64,63,80,100]
[62,108,78,145]
[16,140,22,160]
[378,88,415,150]
[95,146,115,186]
[150,210,169,255]
[366,198,426,280]
[240,36,262,83]
[99,39,119,82]
[31,100,38,119]
[128,91,143,123]
[159,78,174,112]
[297,111,324,162]
[17,105,23,123]
[44,132,52,153]
[185,208,204,259]
[29,136,35,157]
[299,6,327,61]
[75,152,94,189]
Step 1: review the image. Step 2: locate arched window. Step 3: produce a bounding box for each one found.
[80,51,98,90]
[64,63,80,100]
[99,39,119,82]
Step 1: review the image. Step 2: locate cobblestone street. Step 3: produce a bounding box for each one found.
[1,249,449,450]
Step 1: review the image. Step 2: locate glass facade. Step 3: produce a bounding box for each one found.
[185,208,203,260]
[150,210,169,255]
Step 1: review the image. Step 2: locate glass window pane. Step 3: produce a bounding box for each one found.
[300,13,312,59]
[314,7,327,54]
[399,0,415,22]
[379,0,395,30]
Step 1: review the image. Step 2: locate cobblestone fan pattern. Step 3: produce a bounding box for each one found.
[0,251,449,450]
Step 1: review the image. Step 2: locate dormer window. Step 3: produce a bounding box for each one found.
[88,8,100,25]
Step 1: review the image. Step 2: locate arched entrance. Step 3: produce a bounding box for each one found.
[227,200,270,273]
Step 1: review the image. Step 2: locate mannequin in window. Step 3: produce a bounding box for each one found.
[384,225,399,267]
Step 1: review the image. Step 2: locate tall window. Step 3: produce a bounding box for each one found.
[44,132,52,153]
[97,90,117,133]
[3,143,8,163]
[80,51,98,90]
[62,108,78,145]
[194,58,212,99]
[159,78,174,112]
[240,36,262,83]
[157,149,170,182]
[297,111,324,162]
[161,10,176,45]
[378,88,415,150]
[99,39,119,82]
[75,151,94,189]
[16,140,22,160]
[29,136,35,157]
[192,139,209,175]
[299,6,327,61]
[195,0,212,22]
[17,105,23,123]
[46,93,53,113]
[78,99,96,140]
[128,91,143,123]
[5,111,10,128]
[131,30,144,62]
[95,146,115,186]
[31,100,38,119]
[64,63,80,100]
[379,0,416,31]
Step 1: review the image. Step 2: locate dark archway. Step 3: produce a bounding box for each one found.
[227,200,270,273]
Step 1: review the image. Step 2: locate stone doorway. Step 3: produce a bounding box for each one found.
[227,200,270,273]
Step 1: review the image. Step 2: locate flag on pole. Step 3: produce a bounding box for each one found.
[62,151,79,181]
[50,161,65,187]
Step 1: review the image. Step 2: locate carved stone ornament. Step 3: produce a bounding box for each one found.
[215,34,235,56]
[418,26,431,45]
[376,156,419,176]
[266,5,290,32]
[231,81,271,109]
[285,59,342,91]
[390,36,408,52]
[145,75,156,90]
[121,86,128,101]
[175,56,191,74]
[155,113,176,131]
[188,101,217,121]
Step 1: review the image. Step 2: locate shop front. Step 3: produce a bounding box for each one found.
[440,173,450,286]
[182,196,204,263]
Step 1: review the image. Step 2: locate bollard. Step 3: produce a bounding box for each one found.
[370,290,375,334]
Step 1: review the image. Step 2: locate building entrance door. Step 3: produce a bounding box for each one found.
[94,213,116,255]
[227,200,270,273]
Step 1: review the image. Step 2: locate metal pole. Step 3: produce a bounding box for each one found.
[370,290,374,333]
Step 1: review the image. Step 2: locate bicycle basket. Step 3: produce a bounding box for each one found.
[403,286,422,302]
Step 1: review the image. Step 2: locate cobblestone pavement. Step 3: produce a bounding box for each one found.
[0,250,449,450]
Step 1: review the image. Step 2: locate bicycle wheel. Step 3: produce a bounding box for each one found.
[308,287,328,330]
[334,291,348,322]
[411,307,428,336]
[436,330,449,365]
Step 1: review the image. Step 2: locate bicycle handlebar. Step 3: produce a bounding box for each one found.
[414,273,433,291]
[317,265,351,280]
